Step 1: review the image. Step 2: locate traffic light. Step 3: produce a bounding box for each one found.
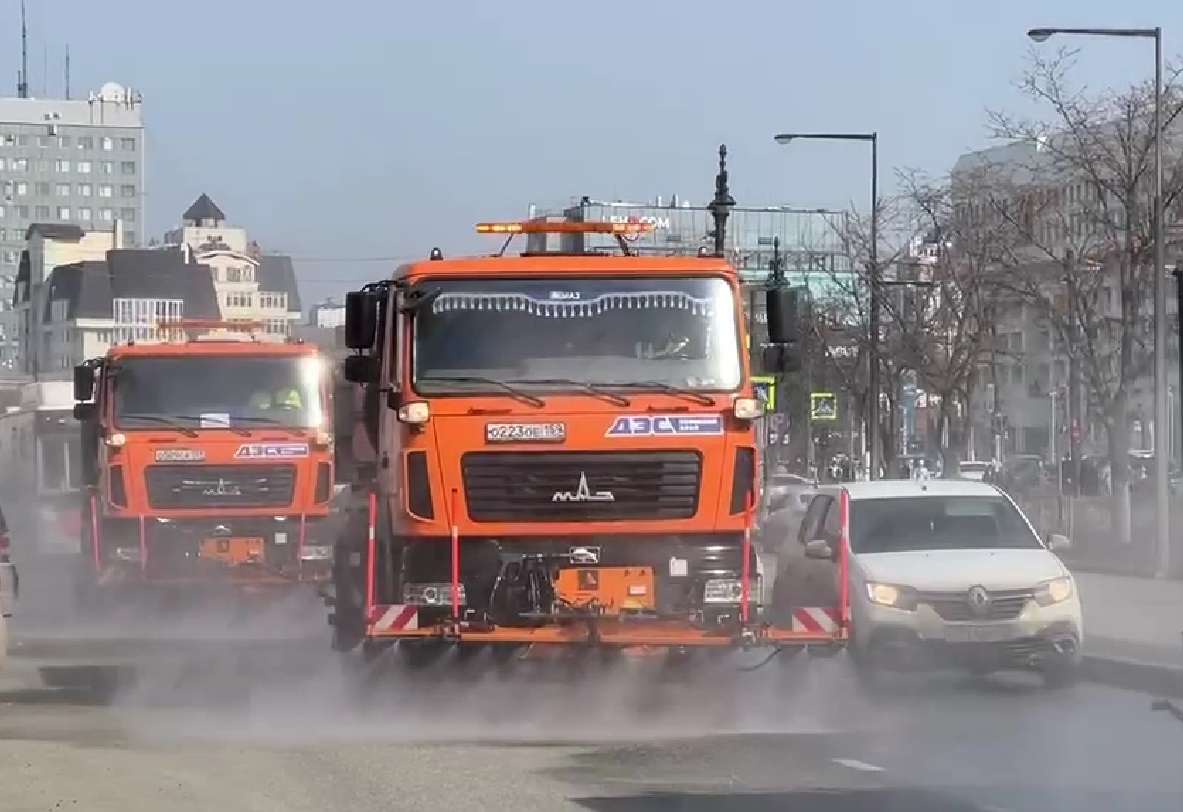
[763,286,810,373]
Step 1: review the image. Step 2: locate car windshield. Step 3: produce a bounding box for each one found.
[112,354,325,429]
[412,276,743,392]
[849,495,1043,554]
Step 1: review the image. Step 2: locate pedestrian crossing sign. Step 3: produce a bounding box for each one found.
[810,391,837,422]
[752,376,776,412]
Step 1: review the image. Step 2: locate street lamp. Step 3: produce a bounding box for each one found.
[774,132,881,478]
[1027,26,1169,575]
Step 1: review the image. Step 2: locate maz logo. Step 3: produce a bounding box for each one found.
[552,472,614,503]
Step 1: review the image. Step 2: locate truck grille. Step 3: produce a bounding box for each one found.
[143,464,297,510]
[461,451,702,522]
[923,588,1034,622]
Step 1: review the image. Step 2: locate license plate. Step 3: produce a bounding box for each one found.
[485,422,566,443]
[199,537,264,565]
[943,624,1019,643]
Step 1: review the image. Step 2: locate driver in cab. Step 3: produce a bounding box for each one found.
[247,386,303,414]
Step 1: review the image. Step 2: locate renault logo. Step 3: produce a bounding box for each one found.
[966,585,992,615]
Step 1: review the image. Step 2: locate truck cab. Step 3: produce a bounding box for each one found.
[71,319,337,595]
[330,220,828,655]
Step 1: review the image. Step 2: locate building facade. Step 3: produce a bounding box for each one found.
[952,140,1183,462]
[154,194,303,336]
[0,82,146,365]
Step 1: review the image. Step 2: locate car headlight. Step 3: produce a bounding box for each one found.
[865,582,918,611]
[733,397,764,420]
[1035,576,1074,606]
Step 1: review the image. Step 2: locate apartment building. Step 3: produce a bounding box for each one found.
[0,82,146,366]
[952,138,1182,461]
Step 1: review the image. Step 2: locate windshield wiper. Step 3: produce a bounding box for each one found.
[230,416,308,437]
[505,378,631,407]
[416,376,545,408]
[598,381,714,406]
[116,413,204,438]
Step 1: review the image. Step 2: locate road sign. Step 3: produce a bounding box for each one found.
[810,391,837,422]
[752,376,776,412]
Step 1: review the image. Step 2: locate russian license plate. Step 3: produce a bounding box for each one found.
[943,624,1019,644]
[485,422,566,443]
[199,537,264,565]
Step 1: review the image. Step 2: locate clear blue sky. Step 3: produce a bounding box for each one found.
[4,0,1179,305]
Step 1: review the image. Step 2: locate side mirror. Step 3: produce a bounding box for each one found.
[73,364,95,402]
[804,538,835,561]
[1046,533,1071,552]
[342,354,375,384]
[344,290,378,350]
[73,402,97,421]
[765,287,806,345]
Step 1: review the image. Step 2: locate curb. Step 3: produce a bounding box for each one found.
[1083,652,1183,698]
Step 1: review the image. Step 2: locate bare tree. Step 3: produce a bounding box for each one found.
[976,47,1183,541]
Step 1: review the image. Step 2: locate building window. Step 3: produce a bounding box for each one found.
[100,161,114,174]
[34,159,49,173]
[120,184,136,198]
[125,231,136,245]
[112,297,183,344]
[1,250,16,266]
[78,207,92,220]
[35,206,50,218]
[120,161,136,175]
[76,160,92,173]
[78,183,92,196]
[54,159,71,172]
[11,158,26,171]
[98,208,114,221]
[119,208,136,222]
[98,184,113,198]
[56,207,70,220]
[55,183,71,196]
[0,158,4,170]
[58,135,71,148]
[100,137,114,151]
[16,205,27,218]
[38,135,53,148]
[120,137,136,151]
[14,182,27,196]
[35,182,51,196]
[77,136,93,149]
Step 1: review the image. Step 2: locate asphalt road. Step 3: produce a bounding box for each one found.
[2,636,1181,812]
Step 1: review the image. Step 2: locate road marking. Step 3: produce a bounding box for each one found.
[831,758,884,772]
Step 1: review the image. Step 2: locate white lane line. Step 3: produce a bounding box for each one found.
[831,758,885,772]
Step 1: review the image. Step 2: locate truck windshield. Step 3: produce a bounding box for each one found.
[112,355,325,430]
[412,276,743,392]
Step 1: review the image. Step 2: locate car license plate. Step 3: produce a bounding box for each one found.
[943,624,1019,644]
[485,422,566,443]
[199,537,264,565]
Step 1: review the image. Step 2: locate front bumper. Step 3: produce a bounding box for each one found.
[858,596,1083,673]
[96,514,332,584]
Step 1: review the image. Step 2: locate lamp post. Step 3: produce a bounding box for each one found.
[1028,25,1169,576]
[774,132,881,478]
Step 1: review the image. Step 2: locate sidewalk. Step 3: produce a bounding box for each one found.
[1075,571,1183,668]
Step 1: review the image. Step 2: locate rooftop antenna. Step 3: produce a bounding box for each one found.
[64,46,70,100]
[17,0,29,98]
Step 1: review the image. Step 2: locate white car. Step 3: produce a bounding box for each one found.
[771,479,1082,689]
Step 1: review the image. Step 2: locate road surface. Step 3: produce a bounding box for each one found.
[2,637,1181,812]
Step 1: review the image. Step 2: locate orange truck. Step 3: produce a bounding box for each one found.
[70,319,336,605]
[327,219,849,665]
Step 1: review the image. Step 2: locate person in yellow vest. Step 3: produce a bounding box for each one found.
[273,386,303,411]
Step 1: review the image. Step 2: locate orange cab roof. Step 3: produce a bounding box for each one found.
[106,340,320,358]
[400,253,736,279]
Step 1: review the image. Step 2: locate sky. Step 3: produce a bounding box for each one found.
[2,0,1180,308]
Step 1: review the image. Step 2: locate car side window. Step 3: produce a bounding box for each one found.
[820,496,842,542]
[798,494,832,543]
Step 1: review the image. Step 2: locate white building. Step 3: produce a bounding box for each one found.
[0,81,147,367]
[154,194,302,337]
[952,139,1182,461]
[308,298,346,328]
